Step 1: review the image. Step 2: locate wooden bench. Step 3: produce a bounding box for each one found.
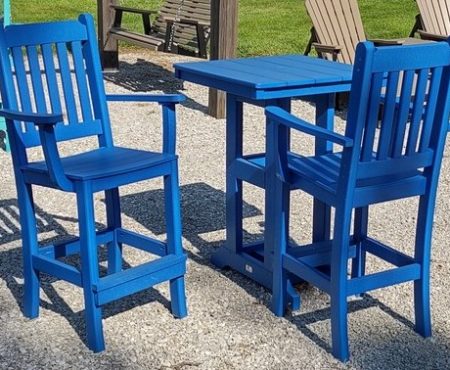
[109,0,210,59]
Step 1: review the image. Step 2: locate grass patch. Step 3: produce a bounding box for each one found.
[12,0,418,57]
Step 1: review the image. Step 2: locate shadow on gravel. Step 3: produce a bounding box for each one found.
[284,293,450,368]
[286,294,413,352]
[0,198,174,348]
[103,59,209,114]
[118,182,263,264]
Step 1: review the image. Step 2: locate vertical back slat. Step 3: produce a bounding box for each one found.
[406,68,429,155]
[444,0,450,34]
[11,46,35,133]
[419,67,443,151]
[56,42,78,124]
[377,71,400,160]
[432,0,445,34]
[41,43,62,114]
[360,72,383,161]
[306,0,365,64]
[26,45,47,114]
[317,1,339,48]
[417,0,450,36]
[342,0,365,63]
[391,70,415,157]
[71,41,93,122]
[79,14,112,147]
[335,0,355,64]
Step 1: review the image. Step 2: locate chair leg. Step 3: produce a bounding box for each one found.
[76,181,105,352]
[413,194,434,338]
[330,206,352,362]
[351,207,368,280]
[18,181,40,318]
[105,188,122,274]
[164,162,187,319]
[271,176,290,317]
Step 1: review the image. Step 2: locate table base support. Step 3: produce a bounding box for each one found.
[211,243,301,311]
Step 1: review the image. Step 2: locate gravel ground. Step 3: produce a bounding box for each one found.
[0,50,449,370]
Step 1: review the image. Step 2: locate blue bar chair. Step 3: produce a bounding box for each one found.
[0,14,187,352]
[266,40,450,361]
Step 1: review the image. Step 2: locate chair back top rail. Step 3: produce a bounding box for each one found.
[305,0,365,64]
[416,0,450,36]
[0,14,112,149]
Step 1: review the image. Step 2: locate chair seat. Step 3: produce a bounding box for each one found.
[288,152,342,191]
[22,146,176,181]
[287,152,425,206]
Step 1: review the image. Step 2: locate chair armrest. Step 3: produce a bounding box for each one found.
[417,29,447,42]
[0,109,63,125]
[164,16,210,28]
[265,106,353,148]
[369,38,404,46]
[0,109,72,191]
[106,94,186,104]
[312,42,343,54]
[110,5,158,16]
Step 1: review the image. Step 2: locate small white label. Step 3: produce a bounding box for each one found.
[245,264,253,273]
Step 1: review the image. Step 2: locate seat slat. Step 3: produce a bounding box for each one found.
[24,146,175,181]
[110,28,165,48]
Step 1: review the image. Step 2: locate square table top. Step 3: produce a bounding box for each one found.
[174,55,353,100]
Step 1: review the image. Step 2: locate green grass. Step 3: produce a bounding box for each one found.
[11,0,418,57]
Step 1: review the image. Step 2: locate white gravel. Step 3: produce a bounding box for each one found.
[0,50,449,369]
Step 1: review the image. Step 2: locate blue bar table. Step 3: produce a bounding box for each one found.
[175,55,352,308]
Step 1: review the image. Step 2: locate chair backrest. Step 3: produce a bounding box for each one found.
[417,0,450,36]
[0,14,113,156]
[153,0,210,51]
[344,41,450,188]
[305,0,365,64]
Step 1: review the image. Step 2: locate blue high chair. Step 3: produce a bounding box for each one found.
[267,40,450,361]
[0,14,187,352]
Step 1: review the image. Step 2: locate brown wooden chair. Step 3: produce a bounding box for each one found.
[410,0,450,41]
[304,0,403,64]
[109,0,210,59]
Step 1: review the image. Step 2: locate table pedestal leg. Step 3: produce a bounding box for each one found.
[211,95,300,310]
[312,94,334,242]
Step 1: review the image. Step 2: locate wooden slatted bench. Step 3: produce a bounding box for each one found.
[109,0,210,59]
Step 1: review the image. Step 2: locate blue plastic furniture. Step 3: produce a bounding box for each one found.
[267,41,450,361]
[175,56,353,308]
[0,13,187,352]
[0,0,11,151]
